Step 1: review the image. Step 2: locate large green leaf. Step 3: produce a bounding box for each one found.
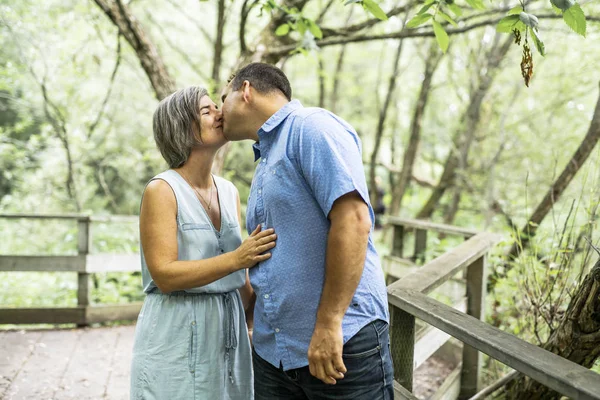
[275,24,290,36]
[438,10,458,27]
[519,12,539,29]
[507,5,523,15]
[362,0,388,21]
[530,27,546,56]
[496,15,520,33]
[417,2,436,15]
[432,20,449,53]
[447,3,463,16]
[464,0,485,10]
[406,13,433,28]
[307,20,323,39]
[563,3,587,37]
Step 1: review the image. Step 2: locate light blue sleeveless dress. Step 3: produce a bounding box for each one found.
[130,170,253,400]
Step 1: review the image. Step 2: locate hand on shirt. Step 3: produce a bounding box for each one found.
[234,225,276,269]
[307,323,347,384]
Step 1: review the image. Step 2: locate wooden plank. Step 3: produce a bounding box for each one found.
[461,255,486,398]
[86,303,142,324]
[0,255,85,272]
[388,233,501,295]
[0,213,137,222]
[388,290,600,400]
[413,229,428,263]
[0,330,44,399]
[56,327,115,399]
[89,215,138,223]
[430,364,462,400]
[104,325,135,400]
[85,254,141,273]
[386,217,478,238]
[393,380,419,400]
[0,308,85,325]
[5,330,81,399]
[414,298,467,369]
[391,307,415,392]
[392,225,405,258]
[0,213,89,220]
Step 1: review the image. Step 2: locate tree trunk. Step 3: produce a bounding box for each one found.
[507,81,600,259]
[212,0,226,85]
[92,0,176,100]
[416,36,512,219]
[389,42,442,216]
[489,81,600,286]
[368,38,406,208]
[506,257,600,400]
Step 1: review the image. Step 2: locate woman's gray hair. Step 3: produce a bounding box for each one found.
[153,86,208,168]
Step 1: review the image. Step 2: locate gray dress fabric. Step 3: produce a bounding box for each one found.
[130,170,253,400]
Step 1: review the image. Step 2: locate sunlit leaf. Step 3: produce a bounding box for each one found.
[362,0,388,20]
[406,13,433,28]
[563,3,586,37]
[432,20,449,53]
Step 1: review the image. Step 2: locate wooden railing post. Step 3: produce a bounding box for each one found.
[77,217,92,327]
[392,225,405,258]
[460,254,487,399]
[390,305,415,392]
[413,228,428,263]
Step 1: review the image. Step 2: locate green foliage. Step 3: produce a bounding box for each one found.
[361,0,388,21]
[564,4,587,37]
[406,13,433,28]
[432,20,449,53]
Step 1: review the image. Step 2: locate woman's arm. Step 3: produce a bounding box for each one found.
[140,179,276,293]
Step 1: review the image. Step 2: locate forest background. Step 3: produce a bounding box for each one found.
[1,0,600,392]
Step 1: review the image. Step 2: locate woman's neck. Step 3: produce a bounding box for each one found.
[175,149,216,189]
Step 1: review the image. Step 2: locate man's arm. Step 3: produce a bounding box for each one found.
[307,190,372,385]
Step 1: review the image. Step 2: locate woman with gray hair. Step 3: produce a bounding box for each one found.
[130,86,274,399]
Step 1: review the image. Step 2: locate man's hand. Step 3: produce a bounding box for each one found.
[307,323,347,384]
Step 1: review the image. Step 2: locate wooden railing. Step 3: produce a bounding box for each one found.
[0,214,142,325]
[386,217,600,400]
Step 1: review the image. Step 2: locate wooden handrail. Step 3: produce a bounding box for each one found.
[0,213,138,222]
[389,289,600,400]
[385,216,478,238]
[388,232,502,295]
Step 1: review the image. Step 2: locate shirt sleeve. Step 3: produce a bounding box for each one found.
[292,111,374,223]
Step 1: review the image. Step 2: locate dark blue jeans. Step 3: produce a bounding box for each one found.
[253,319,394,400]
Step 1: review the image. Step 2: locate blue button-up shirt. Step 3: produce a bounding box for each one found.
[246,100,389,370]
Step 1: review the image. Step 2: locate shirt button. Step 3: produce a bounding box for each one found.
[264,294,269,299]
[258,189,262,194]
[275,328,280,333]
[263,158,267,163]
[191,321,196,325]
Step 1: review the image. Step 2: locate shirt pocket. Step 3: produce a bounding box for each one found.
[182,223,211,231]
[180,222,215,258]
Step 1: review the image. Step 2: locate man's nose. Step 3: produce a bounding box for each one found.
[215,110,223,122]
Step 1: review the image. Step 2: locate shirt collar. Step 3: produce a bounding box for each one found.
[253,99,302,162]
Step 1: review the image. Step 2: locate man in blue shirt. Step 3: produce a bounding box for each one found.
[221,63,393,399]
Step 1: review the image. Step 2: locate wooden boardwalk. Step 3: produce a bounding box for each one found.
[0,325,135,400]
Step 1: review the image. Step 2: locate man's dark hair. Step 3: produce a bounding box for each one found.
[230,63,292,101]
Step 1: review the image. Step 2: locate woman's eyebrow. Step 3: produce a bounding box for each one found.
[200,105,210,111]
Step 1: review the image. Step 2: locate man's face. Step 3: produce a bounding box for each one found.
[220,82,248,141]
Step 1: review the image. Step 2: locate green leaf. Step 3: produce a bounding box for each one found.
[275,24,290,36]
[464,0,485,10]
[344,0,362,4]
[432,20,449,53]
[307,20,323,39]
[530,27,546,56]
[563,3,586,37]
[406,13,433,28]
[417,2,435,14]
[438,10,458,27]
[496,15,520,33]
[507,5,523,15]
[447,3,463,17]
[362,0,389,20]
[296,19,307,34]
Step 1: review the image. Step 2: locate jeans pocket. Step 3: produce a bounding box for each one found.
[343,321,382,359]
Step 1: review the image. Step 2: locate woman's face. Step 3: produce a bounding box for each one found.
[196,95,226,148]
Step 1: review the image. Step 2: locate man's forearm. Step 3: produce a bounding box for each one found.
[316,220,369,327]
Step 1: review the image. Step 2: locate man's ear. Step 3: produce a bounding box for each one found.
[242,80,252,103]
